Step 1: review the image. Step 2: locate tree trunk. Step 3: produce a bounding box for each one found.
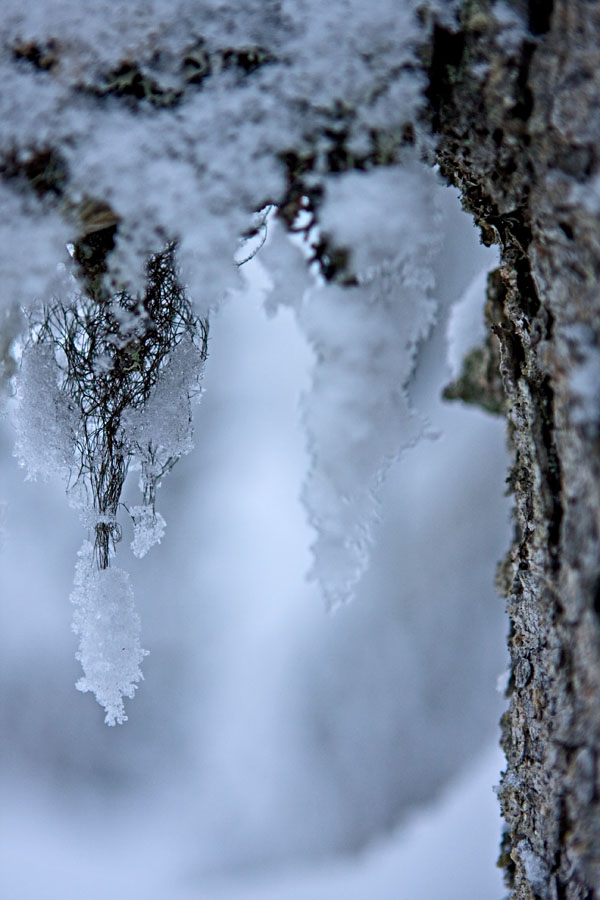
[428,2,600,897]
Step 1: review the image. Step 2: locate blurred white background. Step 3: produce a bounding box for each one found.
[0,183,510,900]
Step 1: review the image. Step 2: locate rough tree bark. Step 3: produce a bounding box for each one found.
[428,2,600,897]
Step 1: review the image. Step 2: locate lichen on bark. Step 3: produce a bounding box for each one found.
[429,1,600,897]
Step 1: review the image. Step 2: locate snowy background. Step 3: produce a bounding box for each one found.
[0,179,511,899]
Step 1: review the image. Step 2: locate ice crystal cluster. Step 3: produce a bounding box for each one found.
[71,542,148,726]
[13,249,207,724]
[1,0,458,720]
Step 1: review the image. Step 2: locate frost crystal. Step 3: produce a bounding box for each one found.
[71,542,148,726]
[12,247,206,721]
[13,343,77,480]
[264,164,441,608]
[125,335,204,475]
[130,505,166,558]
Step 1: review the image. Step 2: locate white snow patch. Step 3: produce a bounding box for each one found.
[515,840,550,898]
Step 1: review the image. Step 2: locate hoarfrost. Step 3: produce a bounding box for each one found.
[515,840,550,898]
[13,343,78,480]
[125,335,204,467]
[10,251,206,721]
[264,164,441,608]
[130,505,166,558]
[0,0,429,300]
[71,542,148,725]
[496,668,511,695]
[317,165,438,282]
[300,276,436,608]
